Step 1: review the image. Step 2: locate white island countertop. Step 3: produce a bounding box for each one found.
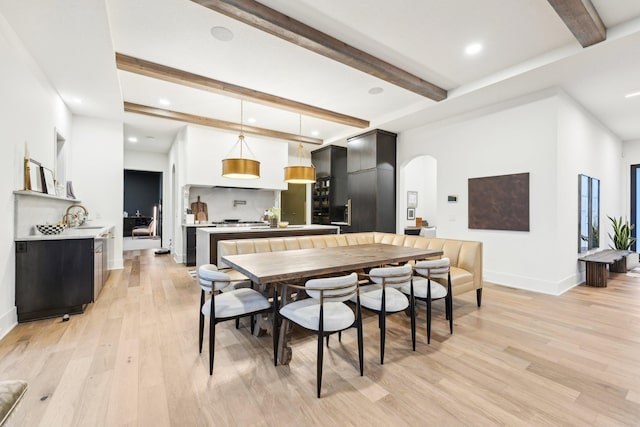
[15,224,114,241]
[196,224,339,266]
[196,224,338,234]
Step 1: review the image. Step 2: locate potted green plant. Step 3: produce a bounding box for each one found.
[607,216,638,271]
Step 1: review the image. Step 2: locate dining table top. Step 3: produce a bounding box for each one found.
[221,243,443,284]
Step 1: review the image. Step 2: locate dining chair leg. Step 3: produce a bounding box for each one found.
[356,304,364,376]
[317,332,324,398]
[317,305,325,398]
[235,318,240,329]
[209,314,215,375]
[380,311,386,364]
[426,279,432,344]
[273,288,279,366]
[199,290,205,353]
[447,275,453,334]
[250,315,255,335]
[410,292,416,351]
[326,335,330,347]
[338,331,342,342]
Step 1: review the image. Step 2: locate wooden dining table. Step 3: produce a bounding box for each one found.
[221,243,443,364]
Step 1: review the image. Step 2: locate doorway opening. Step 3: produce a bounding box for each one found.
[630,164,640,252]
[399,155,438,234]
[281,183,307,225]
[123,169,162,251]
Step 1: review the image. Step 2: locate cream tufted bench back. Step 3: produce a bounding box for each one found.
[218,232,483,302]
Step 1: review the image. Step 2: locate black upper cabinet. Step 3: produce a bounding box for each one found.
[346,130,397,233]
[347,129,396,173]
[311,145,347,225]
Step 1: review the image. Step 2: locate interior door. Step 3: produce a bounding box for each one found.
[281,183,306,225]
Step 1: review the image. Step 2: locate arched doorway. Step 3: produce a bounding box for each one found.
[398,155,438,232]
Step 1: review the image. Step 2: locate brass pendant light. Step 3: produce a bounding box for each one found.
[284,114,316,184]
[222,100,260,179]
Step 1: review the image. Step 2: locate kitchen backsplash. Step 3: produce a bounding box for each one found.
[188,186,278,223]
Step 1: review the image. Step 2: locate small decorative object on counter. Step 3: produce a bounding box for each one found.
[267,207,280,228]
[36,223,66,235]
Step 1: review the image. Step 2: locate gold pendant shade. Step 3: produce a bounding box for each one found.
[222,157,261,179]
[222,101,260,179]
[284,114,316,184]
[284,164,316,183]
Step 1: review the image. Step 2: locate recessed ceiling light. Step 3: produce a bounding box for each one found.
[247,117,256,124]
[128,137,138,143]
[311,130,320,136]
[368,87,384,95]
[465,43,483,56]
[625,91,640,98]
[211,26,234,42]
[159,98,171,106]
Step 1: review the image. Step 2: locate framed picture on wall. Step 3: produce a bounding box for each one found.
[41,167,56,195]
[407,191,418,208]
[28,159,43,192]
[407,208,416,220]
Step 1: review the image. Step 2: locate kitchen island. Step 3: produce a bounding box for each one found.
[196,224,340,267]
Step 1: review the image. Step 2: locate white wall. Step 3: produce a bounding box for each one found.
[169,128,187,263]
[184,126,288,190]
[124,150,170,248]
[70,117,124,269]
[0,12,74,339]
[556,94,622,291]
[399,92,622,295]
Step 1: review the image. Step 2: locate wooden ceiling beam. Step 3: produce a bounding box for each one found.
[191,0,447,101]
[116,53,368,129]
[124,102,323,145]
[547,0,606,47]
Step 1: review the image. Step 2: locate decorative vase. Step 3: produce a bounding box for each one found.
[269,217,278,228]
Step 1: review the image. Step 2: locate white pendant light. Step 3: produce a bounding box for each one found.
[284,114,316,184]
[222,100,260,179]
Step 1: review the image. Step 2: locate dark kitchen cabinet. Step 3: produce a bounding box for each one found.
[186,227,196,266]
[15,238,94,322]
[345,129,396,233]
[311,145,347,225]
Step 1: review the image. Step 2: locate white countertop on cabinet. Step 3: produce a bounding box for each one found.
[15,225,114,241]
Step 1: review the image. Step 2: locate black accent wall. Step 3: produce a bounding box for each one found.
[124,170,162,218]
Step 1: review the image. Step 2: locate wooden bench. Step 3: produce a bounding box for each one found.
[578,249,628,287]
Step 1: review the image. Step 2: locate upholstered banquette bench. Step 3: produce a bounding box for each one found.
[218,232,483,306]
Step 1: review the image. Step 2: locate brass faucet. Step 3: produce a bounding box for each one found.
[63,204,89,227]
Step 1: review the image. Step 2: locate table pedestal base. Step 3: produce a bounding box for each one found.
[585,262,608,287]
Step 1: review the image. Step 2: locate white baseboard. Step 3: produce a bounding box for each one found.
[485,270,583,296]
[0,306,17,341]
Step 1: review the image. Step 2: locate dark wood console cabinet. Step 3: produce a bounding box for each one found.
[15,238,98,322]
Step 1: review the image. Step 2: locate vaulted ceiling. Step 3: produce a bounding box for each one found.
[2,0,640,153]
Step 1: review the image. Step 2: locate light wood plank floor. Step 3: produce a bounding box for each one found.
[1,250,639,426]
